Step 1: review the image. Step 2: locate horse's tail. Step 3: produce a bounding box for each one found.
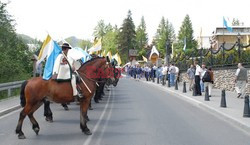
[20,80,28,107]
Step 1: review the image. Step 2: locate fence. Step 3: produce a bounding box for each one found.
[0,80,25,98]
[173,40,250,72]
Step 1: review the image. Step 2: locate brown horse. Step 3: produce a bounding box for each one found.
[15,57,114,139]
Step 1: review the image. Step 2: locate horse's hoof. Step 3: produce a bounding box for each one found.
[64,106,69,111]
[85,117,90,122]
[34,127,39,135]
[18,134,26,139]
[45,117,53,123]
[84,130,92,135]
[82,127,92,135]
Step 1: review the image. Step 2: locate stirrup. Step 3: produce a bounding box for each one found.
[78,92,83,98]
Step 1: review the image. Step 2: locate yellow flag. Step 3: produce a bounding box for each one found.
[107,51,112,59]
[114,53,122,66]
[142,55,148,62]
[38,35,52,60]
[102,50,106,57]
[88,38,102,53]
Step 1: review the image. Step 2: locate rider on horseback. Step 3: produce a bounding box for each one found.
[52,43,83,98]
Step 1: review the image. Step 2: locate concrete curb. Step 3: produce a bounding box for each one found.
[0,105,21,117]
[141,80,250,135]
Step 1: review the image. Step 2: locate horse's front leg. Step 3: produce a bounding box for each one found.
[80,98,92,135]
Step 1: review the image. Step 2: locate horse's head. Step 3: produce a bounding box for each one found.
[104,56,116,85]
[77,56,115,83]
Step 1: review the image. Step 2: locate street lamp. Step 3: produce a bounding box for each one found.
[166,40,170,66]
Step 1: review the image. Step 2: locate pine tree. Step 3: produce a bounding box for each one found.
[155,17,175,58]
[176,14,197,56]
[117,10,136,63]
[135,16,148,58]
[93,20,106,38]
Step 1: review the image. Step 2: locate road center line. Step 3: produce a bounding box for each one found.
[96,86,115,144]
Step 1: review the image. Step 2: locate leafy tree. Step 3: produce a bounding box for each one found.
[175,14,197,58]
[154,17,175,58]
[80,39,92,50]
[0,2,32,83]
[117,10,136,63]
[135,16,148,58]
[102,25,119,55]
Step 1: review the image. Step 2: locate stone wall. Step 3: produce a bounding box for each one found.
[180,68,250,93]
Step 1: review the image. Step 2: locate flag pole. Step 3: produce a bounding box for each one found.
[222,17,225,62]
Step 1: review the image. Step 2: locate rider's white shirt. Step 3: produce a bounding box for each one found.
[53,54,74,80]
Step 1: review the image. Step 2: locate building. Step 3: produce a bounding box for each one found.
[149,46,159,64]
[211,27,250,50]
[198,36,211,49]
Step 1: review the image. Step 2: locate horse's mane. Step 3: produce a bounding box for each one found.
[80,56,105,68]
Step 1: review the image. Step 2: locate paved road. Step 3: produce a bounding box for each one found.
[0,78,250,145]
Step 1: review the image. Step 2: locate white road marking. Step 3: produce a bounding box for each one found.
[0,108,21,120]
[96,86,114,145]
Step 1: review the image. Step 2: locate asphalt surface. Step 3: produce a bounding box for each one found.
[0,78,250,145]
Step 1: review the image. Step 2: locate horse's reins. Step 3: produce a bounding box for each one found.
[77,59,113,83]
[77,71,108,84]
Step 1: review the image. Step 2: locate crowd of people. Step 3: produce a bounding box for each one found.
[124,63,180,85]
[124,61,248,98]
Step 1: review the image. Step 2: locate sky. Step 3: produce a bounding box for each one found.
[3,0,250,43]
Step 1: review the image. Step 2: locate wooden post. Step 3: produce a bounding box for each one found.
[8,88,11,97]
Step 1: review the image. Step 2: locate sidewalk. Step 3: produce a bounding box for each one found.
[139,78,250,134]
[0,96,21,117]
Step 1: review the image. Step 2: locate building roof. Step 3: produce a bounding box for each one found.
[215,27,250,36]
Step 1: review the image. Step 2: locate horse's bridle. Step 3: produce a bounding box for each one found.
[76,60,113,84]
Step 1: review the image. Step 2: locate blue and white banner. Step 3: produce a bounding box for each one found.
[223,17,233,32]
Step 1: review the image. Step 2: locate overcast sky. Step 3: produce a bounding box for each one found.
[3,0,250,42]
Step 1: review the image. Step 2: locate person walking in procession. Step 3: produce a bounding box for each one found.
[187,64,195,91]
[235,63,248,99]
[169,63,176,86]
[202,67,214,97]
[194,61,202,96]
[200,64,207,92]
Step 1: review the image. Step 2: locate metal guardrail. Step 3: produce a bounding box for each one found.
[0,80,25,97]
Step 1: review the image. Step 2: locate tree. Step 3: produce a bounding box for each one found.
[135,16,148,58]
[154,17,175,58]
[175,14,197,57]
[79,39,92,49]
[117,10,136,63]
[93,20,106,38]
[0,2,32,83]
[102,25,119,55]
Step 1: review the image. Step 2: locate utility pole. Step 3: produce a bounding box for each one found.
[237,33,241,61]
